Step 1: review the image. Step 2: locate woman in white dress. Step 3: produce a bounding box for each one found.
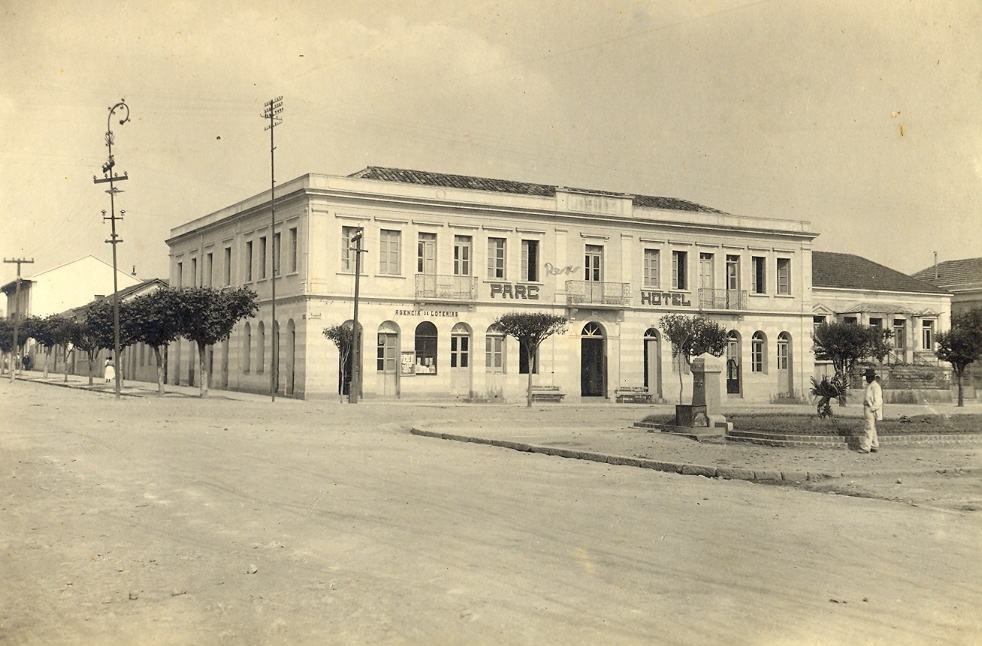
[104,356,116,383]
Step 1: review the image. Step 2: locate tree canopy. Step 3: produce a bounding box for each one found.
[936,308,982,407]
[126,287,187,395]
[658,314,728,404]
[492,312,568,407]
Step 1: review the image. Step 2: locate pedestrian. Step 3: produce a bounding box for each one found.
[860,367,882,453]
[104,355,115,384]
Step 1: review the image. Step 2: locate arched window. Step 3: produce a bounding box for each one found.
[415,321,438,375]
[257,321,265,374]
[450,323,471,370]
[777,332,791,371]
[485,324,505,374]
[751,331,767,374]
[243,322,252,373]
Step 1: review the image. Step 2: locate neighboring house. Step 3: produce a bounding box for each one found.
[811,251,953,397]
[49,278,169,383]
[1,255,142,320]
[166,166,819,402]
[912,257,982,398]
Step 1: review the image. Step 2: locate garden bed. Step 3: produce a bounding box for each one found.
[640,413,982,437]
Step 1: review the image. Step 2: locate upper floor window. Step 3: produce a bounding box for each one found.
[341,226,356,272]
[245,241,254,282]
[288,227,298,274]
[726,255,740,291]
[521,240,538,282]
[418,233,437,275]
[205,252,213,287]
[258,236,267,279]
[672,250,688,290]
[776,258,791,295]
[488,238,506,279]
[752,256,766,294]
[223,247,232,286]
[643,249,660,288]
[453,235,472,276]
[379,229,401,275]
[272,232,282,276]
[176,261,183,287]
[191,257,198,287]
[699,253,714,290]
[584,245,603,282]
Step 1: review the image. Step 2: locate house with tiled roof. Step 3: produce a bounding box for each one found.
[165,166,819,402]
[811,251,951,377]
[912,257,982,317]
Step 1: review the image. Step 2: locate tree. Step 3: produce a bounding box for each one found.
[69,309,105,385]
[51,316,80,382]
[0,318,12,375]
[126,287,185,396]
[323,322,355,400]
[176,287,258,397]
[30,315,66,378]
[812,322,894,406]
[658,314,728,404]
[491,312,568,407]
[935,309,982,407]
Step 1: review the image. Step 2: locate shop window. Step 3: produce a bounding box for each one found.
[643,249,659,288]
[486,327,505,373]
[776,258,791,295]
[751,332,766,373]
[379,230,401,275]
[488,238,506,279]
[415,321,438,374]
[672,250,688,290]
[521,240,538,282]
[752,256,766,294]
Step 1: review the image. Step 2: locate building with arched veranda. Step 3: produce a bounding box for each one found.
[164,166,820,403]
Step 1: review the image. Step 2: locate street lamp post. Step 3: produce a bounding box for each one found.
[349,228,365,404]
[94,99,130,400]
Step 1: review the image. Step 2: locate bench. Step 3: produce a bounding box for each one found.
[530,385,566,402]
[615,386,653,404]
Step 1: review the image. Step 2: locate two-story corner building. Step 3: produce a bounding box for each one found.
[165,167,819,402]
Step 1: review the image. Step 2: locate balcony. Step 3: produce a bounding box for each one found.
[566,280,632,306]
[698,288,748,311]
[415,274,478,302]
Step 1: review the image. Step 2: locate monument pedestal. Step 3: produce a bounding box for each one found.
[680,355,732,433]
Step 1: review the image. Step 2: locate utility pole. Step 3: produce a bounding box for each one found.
[348,228,366,403]
[262,96,283,402]
[94,99,130,400]
[3,257,34,383]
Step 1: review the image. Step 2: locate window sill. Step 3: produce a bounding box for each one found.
[375,274,407,279]
[748,292,769,298]
[774,293,794,298]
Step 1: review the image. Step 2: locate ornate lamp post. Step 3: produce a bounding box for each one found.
[94,99,130,400]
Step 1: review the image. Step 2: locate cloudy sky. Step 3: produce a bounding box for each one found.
[2,1,980,292]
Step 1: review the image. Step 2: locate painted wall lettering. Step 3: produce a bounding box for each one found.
[544,263,580,276]
[489,283,540,300]
[640,291,692,307]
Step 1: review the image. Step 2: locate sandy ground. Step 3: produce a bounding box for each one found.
[2,379,981,644]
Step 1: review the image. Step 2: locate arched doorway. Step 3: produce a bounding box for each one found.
[377,321,400,398]
[450,322,472,398]
[777,332,793,397]
[643,327,662,400]
[726,330,742,396]
[580,322,607,398]
[484,324,505,400]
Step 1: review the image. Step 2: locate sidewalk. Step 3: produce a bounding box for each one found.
[410,401,982,483]
[3,369,295,402]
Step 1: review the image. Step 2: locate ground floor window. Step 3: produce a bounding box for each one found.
[486,328,505,373]
[415,321,438,374]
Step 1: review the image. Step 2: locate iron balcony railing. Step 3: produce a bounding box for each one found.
[698,288,748,311]
[565,280,632,306]
[415,274,478,301]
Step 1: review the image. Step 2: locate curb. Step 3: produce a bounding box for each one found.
[409,427,839,484]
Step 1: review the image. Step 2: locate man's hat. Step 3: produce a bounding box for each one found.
[864,367,876,378]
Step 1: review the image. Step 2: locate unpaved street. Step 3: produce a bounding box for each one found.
[2,380,981,644]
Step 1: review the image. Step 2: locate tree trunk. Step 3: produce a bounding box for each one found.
[154,346,166,397]
[678,358,685,405]
[87,351,94,386]
[198,342,209,397]
[43,348,50,379]
[956,369,964,407]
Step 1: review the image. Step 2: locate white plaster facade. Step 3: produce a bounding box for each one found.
[165,168,820,403]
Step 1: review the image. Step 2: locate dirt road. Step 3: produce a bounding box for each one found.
[2,381,980,644]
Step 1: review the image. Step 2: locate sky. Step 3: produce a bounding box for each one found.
[2,0,981,296]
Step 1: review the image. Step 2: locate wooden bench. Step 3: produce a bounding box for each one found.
[530,385,566,402]
[615,387,653,404]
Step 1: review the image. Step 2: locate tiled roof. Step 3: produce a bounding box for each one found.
[812,251,948,295]
[911,257,982,290]
[347,166,726,214]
